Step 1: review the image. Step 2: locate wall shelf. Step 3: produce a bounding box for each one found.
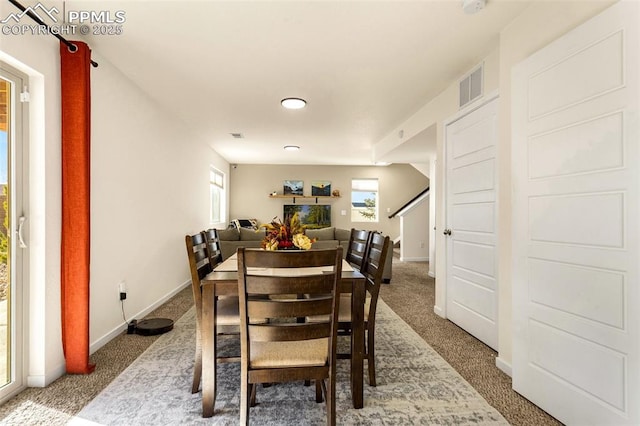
[269,195,340,204]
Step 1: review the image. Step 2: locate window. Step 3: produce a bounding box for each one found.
[210,167,225,224]
[351,178,378,222]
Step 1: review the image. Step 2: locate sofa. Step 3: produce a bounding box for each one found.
[217,227,393,283]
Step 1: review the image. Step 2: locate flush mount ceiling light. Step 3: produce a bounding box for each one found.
[281,98,307,109]
[462,0,485,14]
[283,145,300,151]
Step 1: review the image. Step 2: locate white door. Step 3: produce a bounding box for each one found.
[512,2,639,424]
[445,95,499,350]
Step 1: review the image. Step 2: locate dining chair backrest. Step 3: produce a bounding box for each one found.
[236,247,343,425]
[346,228,372,272]
[362,232,390,304]
[185,232,212,325]
[203,228,223,267]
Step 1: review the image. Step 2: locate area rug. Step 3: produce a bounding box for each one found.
[71,300,508,425]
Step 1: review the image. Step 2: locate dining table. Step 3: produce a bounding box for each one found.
[199,251,366,418]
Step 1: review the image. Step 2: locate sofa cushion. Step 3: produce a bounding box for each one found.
[305,227,335,240]
[240,227,265,241]
[217,228,240,241]
[335,228,351,242]
[311,240,340,250]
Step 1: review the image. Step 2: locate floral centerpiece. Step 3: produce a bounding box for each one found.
[259,212,316,250]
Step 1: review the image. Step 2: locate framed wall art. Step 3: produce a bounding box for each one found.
[311,180,331,196]
[284,204,331,229]
[283,180,303,196]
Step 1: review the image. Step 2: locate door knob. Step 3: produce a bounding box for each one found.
[443,229,452,236]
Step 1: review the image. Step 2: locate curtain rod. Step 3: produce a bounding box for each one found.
[8,0,99,67]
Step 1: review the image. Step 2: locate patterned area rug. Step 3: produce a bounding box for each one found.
[72,300,508,425]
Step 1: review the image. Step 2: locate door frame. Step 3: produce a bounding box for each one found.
[437,89,499,320]
[0,61,29,404]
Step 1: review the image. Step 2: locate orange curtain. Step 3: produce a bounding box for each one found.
[60,41,95,374]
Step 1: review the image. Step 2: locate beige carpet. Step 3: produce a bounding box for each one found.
[0,257,562,425]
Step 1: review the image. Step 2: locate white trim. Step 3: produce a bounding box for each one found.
[433,304,445,318]
[89,280,191,354]
[399,256,429,262]
[427,271,435,278]
[495,357,512,377]
[443,89,499,128]
[27,362,65,387]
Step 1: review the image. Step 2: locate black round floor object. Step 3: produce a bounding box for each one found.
[134,318,174,336]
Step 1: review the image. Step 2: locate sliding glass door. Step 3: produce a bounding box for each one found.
[0,63,27,402]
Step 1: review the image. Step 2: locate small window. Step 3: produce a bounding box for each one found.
[351,178,378,222]
[210,167,225,224]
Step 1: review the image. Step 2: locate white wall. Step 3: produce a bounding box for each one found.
[399,195,429,261]
[229,164,429,239]
[428,157,436,277]
[0,11,228,385]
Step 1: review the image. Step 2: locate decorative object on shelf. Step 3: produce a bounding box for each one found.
[259,212,315,250]
[271,191,278,196]
[284,204,331,229]
[283,180,303,196]
[311,180,331,196]
[332,189,340,197]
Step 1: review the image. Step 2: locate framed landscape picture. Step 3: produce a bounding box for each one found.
[311,180,331,196]
[284,204,331,229]
[283,180,303,195]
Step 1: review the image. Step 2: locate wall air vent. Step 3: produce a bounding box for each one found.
[459,63,483,108]
[230,133,244,139]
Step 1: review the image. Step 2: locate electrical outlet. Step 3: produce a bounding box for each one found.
[118,281,126,301]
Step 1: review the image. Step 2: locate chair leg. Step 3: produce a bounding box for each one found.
[240,377,249,425]
[250,383,257,407]
[191,329,202,393]
[326,377,335,426]
[315,380,323,403]
[367,328,376,387]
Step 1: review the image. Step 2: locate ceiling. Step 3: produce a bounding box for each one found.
[75,1,530,166]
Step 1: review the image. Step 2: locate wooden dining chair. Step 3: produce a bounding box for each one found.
[345,228,372,272]
[237,247,343,426]
[185,232,240,394]
[203,228,223,267]
[310,232,389,386]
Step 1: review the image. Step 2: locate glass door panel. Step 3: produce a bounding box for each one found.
[0,77,9,386]
[0,63,25,402]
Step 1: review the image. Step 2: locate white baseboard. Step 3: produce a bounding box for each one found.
[399,256,429,262]
[89,280,191,355]
[495,357,512,377]
[427,271,435,278]
[28,361,66,387]
[433,304,445,318]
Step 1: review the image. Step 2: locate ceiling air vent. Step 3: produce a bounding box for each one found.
[459,64,483,108]
[230,133,244,139]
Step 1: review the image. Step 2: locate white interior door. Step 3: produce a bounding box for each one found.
[445,95,498,350]
[511,2,639,424]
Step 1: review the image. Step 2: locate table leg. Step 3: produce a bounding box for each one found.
[351,279,365,409]
[201,286,217,417]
